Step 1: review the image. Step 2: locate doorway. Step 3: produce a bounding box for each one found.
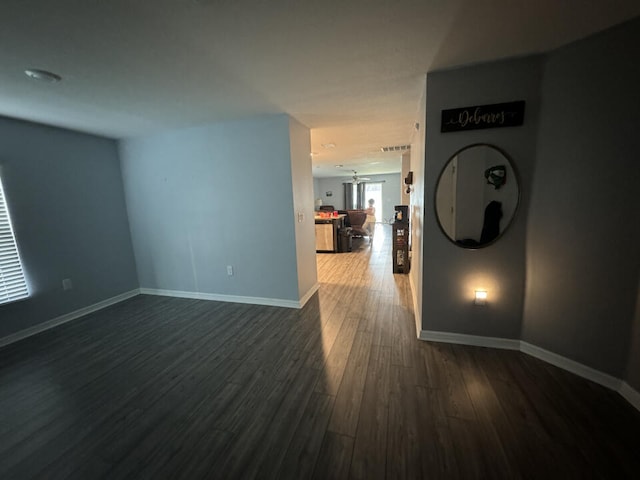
[364,182,383,222]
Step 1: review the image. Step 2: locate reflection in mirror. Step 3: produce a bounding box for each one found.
[435,144,519,248]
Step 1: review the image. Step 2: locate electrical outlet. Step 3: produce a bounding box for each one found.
[62,278,73,291]
[226,265,233,276]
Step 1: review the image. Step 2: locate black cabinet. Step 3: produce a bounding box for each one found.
[392,222,409,273]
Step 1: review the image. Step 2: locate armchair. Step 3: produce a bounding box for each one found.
[346,210,373,244]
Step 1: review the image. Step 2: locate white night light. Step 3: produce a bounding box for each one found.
[474,290,488,306]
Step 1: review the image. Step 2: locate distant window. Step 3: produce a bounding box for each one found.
[0,175,28,304]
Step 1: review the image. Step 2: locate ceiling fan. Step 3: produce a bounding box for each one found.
[351,170,371,184]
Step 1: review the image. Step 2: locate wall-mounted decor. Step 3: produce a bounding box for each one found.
[435,144,520,248]
[325,191,333,197]
[484,165,506,189]
[441,101,525,133]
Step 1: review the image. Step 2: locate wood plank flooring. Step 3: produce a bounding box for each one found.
[1,224,639,479]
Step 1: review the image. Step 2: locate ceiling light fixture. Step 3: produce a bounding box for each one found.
[24,69,62,83]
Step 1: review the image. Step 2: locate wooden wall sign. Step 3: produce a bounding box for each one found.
[441,101,525,133]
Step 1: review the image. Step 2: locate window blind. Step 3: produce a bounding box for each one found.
[0,176,28,304]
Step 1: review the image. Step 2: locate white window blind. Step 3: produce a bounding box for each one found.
[0,175,28,304]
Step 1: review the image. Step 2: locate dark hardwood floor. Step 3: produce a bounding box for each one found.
[1,225,639,479]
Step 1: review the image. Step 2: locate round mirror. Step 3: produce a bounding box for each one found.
[435,144,519,248]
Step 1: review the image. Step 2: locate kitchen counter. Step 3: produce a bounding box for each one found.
[314,214,345,252]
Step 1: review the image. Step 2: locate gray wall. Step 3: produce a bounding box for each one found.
[314,173,402,221]
[522,18,640,377]
[119,114,306,303]
[313,177,346,210]
[0,116,138,338]
[312,177,321,207]
[401,151,411,205]
[422,56,543,338]
[422,18,640,383]
[627,286,640,390]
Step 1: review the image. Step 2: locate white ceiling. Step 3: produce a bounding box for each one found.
[1,1,638,177]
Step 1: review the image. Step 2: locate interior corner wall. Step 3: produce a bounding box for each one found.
[119,114,301,303]
[409,78,426,333]
[0,116,138,339]
[288,118,318,299]
[522,18,640,377]
[422,56,543,338]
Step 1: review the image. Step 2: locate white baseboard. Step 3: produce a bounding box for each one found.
[419,329,520,351]
[619,382,640,412]
[519,341,622,391]
[139,288,305,309]
[418,329,638,411]
[0,289,140,349]
[299,282,320,308]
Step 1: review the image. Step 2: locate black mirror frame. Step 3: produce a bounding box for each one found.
[434,143,521,249]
